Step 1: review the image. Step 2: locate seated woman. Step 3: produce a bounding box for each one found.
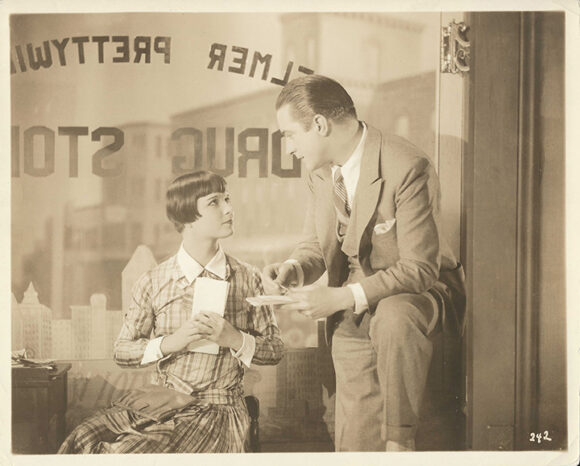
[58,170,285,454]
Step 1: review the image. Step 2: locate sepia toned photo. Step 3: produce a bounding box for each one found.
[3,1,578,465]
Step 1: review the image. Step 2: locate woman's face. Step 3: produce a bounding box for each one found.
[187,191,234,240]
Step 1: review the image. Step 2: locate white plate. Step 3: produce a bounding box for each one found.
[246,295,297,306]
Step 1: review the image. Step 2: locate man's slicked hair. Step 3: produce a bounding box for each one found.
[275,74,357,129]
[166,170,227,233]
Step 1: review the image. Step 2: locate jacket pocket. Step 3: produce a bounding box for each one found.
[373,218,396,235]
[369,226,399,269]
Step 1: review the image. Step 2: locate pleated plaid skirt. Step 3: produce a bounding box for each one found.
[58,396,250,454]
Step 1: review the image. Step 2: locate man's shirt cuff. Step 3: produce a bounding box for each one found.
[230,331,256,368]
[284,259,304,287]
[140,336,164,365]
[347,283,369,315]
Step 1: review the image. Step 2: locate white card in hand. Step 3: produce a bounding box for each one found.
[187,277,229,355]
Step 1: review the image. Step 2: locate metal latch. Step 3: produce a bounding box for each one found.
[441,20,470,74]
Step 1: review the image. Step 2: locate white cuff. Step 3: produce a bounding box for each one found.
[347,283,369,315]
[140,336,165,365]
[284,259,304,287]
[230,331,256,368]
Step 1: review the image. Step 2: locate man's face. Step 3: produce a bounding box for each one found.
[188,191,234,239]
[276,104,326,172]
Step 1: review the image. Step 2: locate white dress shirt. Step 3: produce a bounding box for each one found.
[141,244,256,367]
[288,122,370,315]
[331,122,367,208]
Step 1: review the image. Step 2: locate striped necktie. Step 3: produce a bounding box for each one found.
[333,167,351,218]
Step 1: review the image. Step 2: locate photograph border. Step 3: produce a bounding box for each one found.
[1,1,578,465]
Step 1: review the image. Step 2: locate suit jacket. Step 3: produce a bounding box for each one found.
[289,124,466,343]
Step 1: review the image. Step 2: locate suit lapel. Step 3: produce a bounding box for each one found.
[341,125,384,257]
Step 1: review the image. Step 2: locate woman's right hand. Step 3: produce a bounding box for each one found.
[160,319,204,355]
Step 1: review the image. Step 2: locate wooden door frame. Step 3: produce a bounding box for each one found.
[462,11,548,450]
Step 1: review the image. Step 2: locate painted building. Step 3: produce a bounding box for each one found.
[18,283,52,358]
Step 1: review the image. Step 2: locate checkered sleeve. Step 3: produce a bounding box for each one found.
[246,270,285,365]
[113,272,156,368]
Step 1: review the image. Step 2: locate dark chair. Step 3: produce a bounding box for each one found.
[244,395,260,452]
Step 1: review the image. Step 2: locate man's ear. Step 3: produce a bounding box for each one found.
[313,114,330,136]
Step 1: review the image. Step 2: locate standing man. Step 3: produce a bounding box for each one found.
[264,75,465,451]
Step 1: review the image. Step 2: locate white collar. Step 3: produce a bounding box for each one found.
[340,122,367,177]
[177,243,227,282]
[332,122,367,203]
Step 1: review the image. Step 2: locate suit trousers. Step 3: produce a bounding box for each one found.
[331,260,440,451]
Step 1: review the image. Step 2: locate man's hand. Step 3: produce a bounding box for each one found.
[192,312,243,351]
[278,286,355,320]
[160,319,206,354]
[262,262,298,294]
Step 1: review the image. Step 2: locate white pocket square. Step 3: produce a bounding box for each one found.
[374,219,396,234]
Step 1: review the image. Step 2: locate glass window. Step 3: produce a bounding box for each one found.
[156,135,163,158]
[131,222,143,246]
[155,179,162,201]
[102,223,126,249]
[306,37,316,68]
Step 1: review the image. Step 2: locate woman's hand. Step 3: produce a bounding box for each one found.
[160,319,205,355]
[192,312,243,351]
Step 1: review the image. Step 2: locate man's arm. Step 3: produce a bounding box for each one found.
[281,157,440,320]
[287,173,327,285]
[358,157,441,307]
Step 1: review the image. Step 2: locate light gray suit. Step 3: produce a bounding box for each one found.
[289,124,466,450]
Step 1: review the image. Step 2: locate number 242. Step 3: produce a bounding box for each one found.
[529,431,552,443]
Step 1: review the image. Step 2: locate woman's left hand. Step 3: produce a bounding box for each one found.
[192,312,243,351]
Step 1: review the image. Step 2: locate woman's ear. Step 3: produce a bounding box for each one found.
[313,114,330,136]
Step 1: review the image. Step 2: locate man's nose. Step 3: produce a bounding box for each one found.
[285,139,296,157]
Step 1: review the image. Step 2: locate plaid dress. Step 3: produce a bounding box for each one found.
[58,253,284,454]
